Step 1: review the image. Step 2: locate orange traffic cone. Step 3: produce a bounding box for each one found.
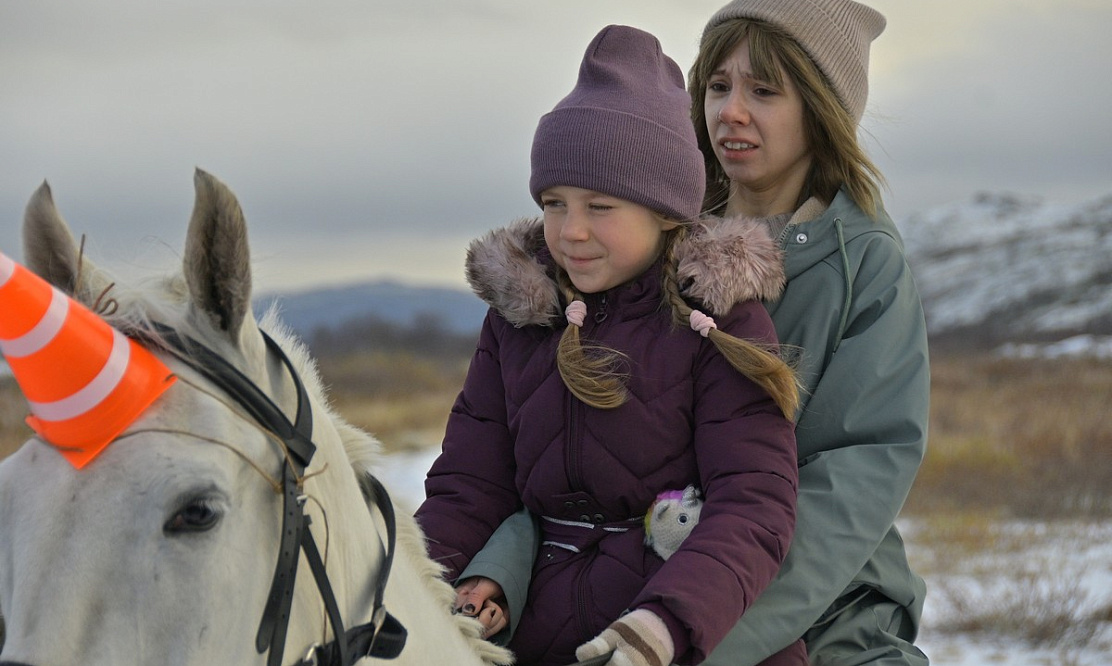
[0,251,176,468]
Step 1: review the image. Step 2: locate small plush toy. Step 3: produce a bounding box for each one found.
[644,485,703,560]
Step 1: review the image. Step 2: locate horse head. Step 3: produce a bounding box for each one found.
[0,171,512,666]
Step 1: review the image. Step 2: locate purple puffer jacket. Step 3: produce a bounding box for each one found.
[416,217,798,665]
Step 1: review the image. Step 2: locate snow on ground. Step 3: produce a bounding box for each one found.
[996,335,1112,360]
[376,445,440,515]
[377,446,1112,665]
[906,519,1112,665]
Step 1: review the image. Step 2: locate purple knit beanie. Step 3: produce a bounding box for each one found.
[530,25,706,222]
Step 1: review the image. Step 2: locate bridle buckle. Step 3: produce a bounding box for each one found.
[301,643,321,666]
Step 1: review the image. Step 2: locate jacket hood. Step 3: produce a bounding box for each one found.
[465,216,784,327]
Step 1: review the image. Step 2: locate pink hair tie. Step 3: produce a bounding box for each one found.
[565,300,587,327]
[689,310,717,337]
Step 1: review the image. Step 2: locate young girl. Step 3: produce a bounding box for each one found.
[415,25,800,666]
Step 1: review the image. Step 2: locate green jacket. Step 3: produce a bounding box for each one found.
[459,190,930,663]
[703,191,929,663]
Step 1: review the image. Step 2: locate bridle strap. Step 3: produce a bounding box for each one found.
[568,652,617,666]
[294,475,406,665]
[299,514,350,666]
[150,326,316,467]
[258,464,309,666]
[144,326,314,665]
[141,325,405,665]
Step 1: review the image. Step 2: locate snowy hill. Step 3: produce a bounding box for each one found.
[4,190,1112,376]
[898,191,1112,350]
[244,190,1112,353]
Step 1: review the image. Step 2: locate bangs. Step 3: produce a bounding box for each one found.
[697,20,791,90]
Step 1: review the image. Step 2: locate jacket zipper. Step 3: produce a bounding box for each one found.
[566,394,583,489]
[565,294,609,491]
[567,293,611,639]
[593,293,609,324]
[575,562,593,640]
[776,221,796,248]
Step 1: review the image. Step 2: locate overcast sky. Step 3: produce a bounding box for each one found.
[2,0,1109,294]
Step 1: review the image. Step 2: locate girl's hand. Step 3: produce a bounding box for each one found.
[454,576,509,639]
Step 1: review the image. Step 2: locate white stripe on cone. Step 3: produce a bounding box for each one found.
[27,328,131,422]
[0,285,70,359]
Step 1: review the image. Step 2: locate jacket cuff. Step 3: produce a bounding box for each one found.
[456,508,540,641]
[457,560,527,642]
[637,601,691,663]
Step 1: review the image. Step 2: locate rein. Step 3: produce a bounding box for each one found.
[148,325,407,666]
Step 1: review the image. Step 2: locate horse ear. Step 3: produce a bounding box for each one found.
[22,181,82,294]
[184,169,252,339]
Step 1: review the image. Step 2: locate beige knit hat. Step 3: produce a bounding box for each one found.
[703,0,886,124]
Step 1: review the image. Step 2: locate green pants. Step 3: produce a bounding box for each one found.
[802,588,928,666]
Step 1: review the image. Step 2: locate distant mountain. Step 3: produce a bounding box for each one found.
[5,198,1107,381]
[898,191,1112,350]
[252,190,1112,353]
[255,279,488,338]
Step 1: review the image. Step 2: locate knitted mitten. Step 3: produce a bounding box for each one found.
[574,609,675,666]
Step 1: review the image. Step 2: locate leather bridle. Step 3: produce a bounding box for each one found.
[149,325,408,666]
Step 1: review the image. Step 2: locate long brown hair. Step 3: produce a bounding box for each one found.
[689,18,885,218]
[555,223,799,418]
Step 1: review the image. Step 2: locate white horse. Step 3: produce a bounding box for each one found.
[0,171,514,666]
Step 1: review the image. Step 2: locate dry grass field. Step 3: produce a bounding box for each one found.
[2,350,1111,658]
[314,351,470,451]
[0,381,30,460]
[906,354,1112,660]
[906,354,1112,519]
[3,352,1111,519]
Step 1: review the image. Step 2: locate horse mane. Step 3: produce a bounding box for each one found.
[342,425,512,666]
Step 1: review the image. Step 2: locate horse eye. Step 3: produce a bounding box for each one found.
[164,498,222,534]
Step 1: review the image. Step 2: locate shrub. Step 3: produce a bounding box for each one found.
[906,355,1112,518]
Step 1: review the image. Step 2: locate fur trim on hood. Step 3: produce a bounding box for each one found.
[674,215,785,315]
[465,218,560,328]
[465,216,784,328]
